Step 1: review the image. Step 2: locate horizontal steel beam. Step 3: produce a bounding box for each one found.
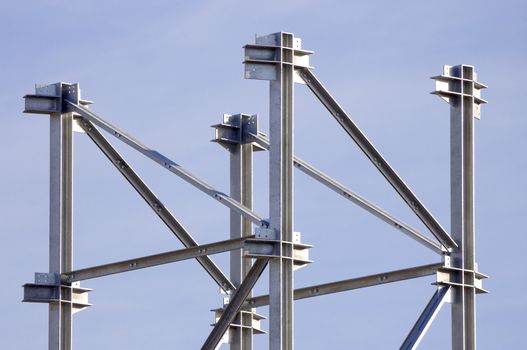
[62,237,248,283]
[298,68,456,250]
[67,101,265,228]
[202,258,270,350]
[400,286,451,350]
[78,119,235,292]
[248,132,443,254]
[245,263,443,308]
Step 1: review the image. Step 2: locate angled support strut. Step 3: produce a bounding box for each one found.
[298,68,456,250]
[77,118,235,293]
[400,286,451,350]
[248,132,443,254]
[202,258,269,350]
[66,101,266,228]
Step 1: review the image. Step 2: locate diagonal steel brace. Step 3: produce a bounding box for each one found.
[248,132,443,254]
[77,118,235,292]
[298,68,456,250]
[202,258,269,350]
[67,101,266,228]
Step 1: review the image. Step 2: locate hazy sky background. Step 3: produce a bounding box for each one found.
[1,0,526,348]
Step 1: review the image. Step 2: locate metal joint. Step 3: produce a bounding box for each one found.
[211,113,265,151]
[431,64,487,119]
[244,232,312,269]
[211,304,267,347]
[244,32,312,84]
[435,266,488,295]
[23,273,92,314]
[24,82,92,115]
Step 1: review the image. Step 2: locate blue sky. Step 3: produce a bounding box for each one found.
[1,0,526,348]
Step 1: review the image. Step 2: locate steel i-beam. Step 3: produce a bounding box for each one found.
[244,32,312,350]
[24,83,86,350]
[213,113,260,348]
[433,65,487,350]
[49,109,74,350]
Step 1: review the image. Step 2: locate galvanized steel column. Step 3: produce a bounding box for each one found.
[230,129,255,349]
[244,31,310,350]
[268,32,295,350]
[49,111,74,350]
[433,64,487,349]
[450,65,476,350]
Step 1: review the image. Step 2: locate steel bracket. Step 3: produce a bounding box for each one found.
[244,232,312,269]
[211,302,267,346]
[22,273,92,314]
[434,257,488,296]
[434,267,488,295]
[211,113,265,151]
[23,82,92,115]
[431,64,487,119]
[244,32,312,84]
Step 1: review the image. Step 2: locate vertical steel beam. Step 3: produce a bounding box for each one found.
[267,32,295,350]
[49,111,74,350]
[433,64,487,350]
[450,65,477,350]
[230,128,255,349]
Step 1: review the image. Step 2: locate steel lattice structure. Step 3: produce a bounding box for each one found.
[22,32,487,350]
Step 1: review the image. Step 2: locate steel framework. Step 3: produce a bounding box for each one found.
[22,32,487,349]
